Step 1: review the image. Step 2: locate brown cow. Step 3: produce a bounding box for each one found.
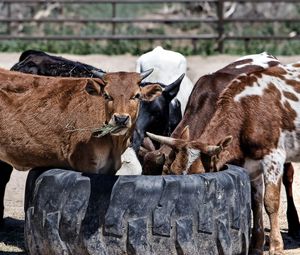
[0,68,160,174]
[143,52,281,175]
[147,60,300,254]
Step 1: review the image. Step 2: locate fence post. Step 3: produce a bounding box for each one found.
[217,0,224,53]
[112,2,116,35]
[6,2,11,35]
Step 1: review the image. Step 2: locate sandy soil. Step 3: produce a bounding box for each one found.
[0,52,300,254]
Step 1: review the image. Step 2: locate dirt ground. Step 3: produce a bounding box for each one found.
[0,52,300,254]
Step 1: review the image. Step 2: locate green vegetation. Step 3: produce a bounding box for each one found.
[0,2,299,56]
[1,38,299,56]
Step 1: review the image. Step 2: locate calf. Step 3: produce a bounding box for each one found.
[143,52,280,174]
[0,68,161,173]
[132,74,184,153]
[143,54,300,238]
[147,60,300,254]
[134,46,193,158]
[0,53,146,225]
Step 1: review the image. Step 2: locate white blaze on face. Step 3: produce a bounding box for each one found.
[185,148,201,173]
[235,52,279,69]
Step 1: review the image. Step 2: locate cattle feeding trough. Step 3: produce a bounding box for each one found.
[24,165,251,255]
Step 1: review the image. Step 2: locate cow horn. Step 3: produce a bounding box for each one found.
[146,132,177,148]
[140,68,154,81]
[92,70,106,78]
[168,73,185,87]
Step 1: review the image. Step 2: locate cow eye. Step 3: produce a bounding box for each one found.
[131,93,141,100]
[103,92,113,101]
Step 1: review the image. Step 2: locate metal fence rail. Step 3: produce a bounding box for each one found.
[0,0,299,52]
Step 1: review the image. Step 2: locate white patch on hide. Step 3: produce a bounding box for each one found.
[235,52,279,69]
[261,149,285,185]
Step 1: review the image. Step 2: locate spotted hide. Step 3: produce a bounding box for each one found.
[148,58,300,254]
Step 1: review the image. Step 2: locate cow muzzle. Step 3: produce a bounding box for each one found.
[109,114,131,135]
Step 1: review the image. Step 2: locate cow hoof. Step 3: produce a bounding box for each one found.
[24,165,252,255]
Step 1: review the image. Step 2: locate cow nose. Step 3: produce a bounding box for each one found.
[114,115,129,126]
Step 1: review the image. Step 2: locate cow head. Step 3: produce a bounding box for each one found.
[132,74,184,152]
[92,69,162,136]
[146,126,232,174]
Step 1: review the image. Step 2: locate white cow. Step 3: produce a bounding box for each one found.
[136,46,194,115]
[116,147,142,175]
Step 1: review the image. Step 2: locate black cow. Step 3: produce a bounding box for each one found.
[10,49,104,77]
[132,74,184,154]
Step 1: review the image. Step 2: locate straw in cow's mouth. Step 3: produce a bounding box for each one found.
[92,124,126,138]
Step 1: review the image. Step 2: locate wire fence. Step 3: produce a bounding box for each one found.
[0,0,299,52]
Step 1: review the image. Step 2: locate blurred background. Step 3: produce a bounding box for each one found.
[0,0,299,56]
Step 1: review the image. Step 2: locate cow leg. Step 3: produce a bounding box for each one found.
[282,162,300,238]
[262,155,284,255]
[0,161,13,226]
[249,174,265,255]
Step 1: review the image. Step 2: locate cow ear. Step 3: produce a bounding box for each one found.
[141,84,163,101]
[163,74,184,101]
[204,136,233,156]
[85,79,104,96]
[218,136,233,149]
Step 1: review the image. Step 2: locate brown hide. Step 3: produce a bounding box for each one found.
[145,57,300,254]
[161,63,300,254]
[0,68,157,174]
[199,65,298,171]
[143,56,280,174]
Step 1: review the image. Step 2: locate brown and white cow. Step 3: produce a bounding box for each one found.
[147,59,300,254]
[143,52,281,175]
[0,67,160,174]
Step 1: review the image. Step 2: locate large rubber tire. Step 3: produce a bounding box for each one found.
[24,165,251,255]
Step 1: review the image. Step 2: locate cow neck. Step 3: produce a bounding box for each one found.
[173,73,238,140]
[199,97,243,170]
[111,132,130,156]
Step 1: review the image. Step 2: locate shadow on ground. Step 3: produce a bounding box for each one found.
[0,218,26,255]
